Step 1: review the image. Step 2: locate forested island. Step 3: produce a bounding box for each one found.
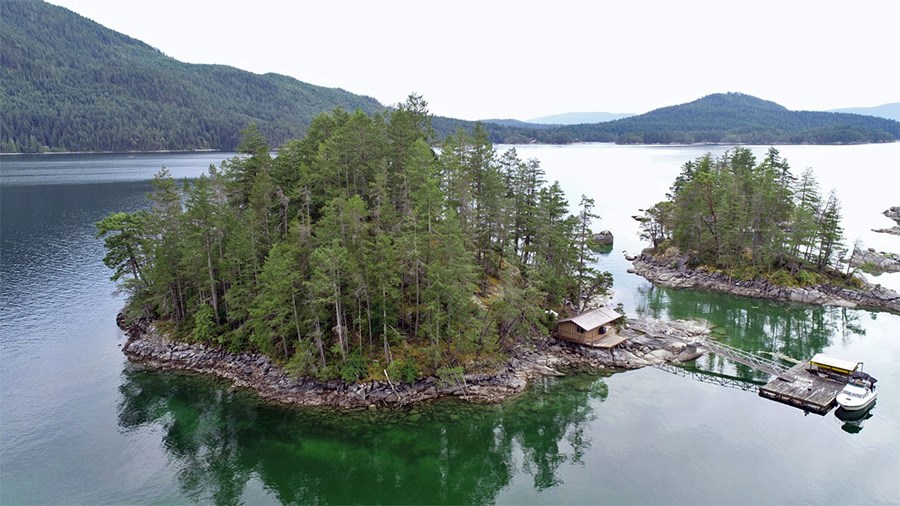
[3,2,899,153]
[102,96,620,391]
[632,148,900,313]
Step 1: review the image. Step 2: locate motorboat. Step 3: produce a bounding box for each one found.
[836,371,877,411]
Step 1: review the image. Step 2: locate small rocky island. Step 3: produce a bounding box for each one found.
[120,313,708,409]
[630,151,900,314]
[873,206,900,236]
[630,252,900,314]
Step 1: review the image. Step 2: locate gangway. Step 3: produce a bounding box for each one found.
[654,363,764,392]
[701,338,795,381]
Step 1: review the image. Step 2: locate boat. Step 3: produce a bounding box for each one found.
[836,371,878,411]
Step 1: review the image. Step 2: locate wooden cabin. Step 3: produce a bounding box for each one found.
[555,306,626,348]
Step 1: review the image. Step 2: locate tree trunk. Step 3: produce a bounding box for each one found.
[205,237,220,325]
[313,315,326,368]
[382,286,392,364]
[333,281,347,360]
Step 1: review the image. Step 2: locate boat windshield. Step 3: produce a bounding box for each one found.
[841,384,869,398]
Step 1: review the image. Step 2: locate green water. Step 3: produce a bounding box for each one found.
[109,284,899,505]
[117,368,610,504]
[2,147,898,504]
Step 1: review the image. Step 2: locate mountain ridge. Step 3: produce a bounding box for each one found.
[480,93,900,145]
[527,111,635,124]
[2,2,897,151]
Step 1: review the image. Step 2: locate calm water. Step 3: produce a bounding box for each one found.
[1,146,898,504]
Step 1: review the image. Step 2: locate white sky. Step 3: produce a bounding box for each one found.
[47,0,899,121]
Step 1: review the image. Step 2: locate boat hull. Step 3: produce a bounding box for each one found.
[836,390,877,411]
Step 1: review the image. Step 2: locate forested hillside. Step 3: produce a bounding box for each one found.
[5,3,893,153]
[485,93,900,145]
[0,1,382,153]
[98,97,612,382]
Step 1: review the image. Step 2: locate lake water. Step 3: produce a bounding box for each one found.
[1,145,898,504]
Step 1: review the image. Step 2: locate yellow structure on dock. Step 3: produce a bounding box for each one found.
[701,341,863,415]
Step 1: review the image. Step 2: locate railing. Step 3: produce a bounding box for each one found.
[654,363,763,392]
[701,339,795,381]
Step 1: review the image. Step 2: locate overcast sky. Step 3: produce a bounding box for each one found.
[47,0,899,121]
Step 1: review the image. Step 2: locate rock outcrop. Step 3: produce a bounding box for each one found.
[593,230,614,246]
[120,313,707,409]
[851,246,900,275]
[632,254,900,314]
[873,206,900,236]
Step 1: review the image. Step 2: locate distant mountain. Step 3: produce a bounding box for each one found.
[479,119,556,129]
[828,103,900,122]
[482,93,900,145]
[0,1,383,153]
[527,112,635,124]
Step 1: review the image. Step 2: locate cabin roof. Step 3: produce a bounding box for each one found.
[557,306,623,331]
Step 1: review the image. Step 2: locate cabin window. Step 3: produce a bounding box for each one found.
[599,325,606,335]
[576,327,585,334]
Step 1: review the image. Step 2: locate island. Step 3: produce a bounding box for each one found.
[102,98,708,408]
[631,149,900,313]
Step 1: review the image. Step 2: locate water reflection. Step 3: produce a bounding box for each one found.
[835,405,877,435]
[117,366,609,505]
[635,285,867,381]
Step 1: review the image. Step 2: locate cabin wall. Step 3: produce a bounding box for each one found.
[557,321,618,344]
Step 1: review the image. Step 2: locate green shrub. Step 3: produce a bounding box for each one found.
[388,357,418,384]
[341,352,368,383]
[192,304,217,343]
[436,365,465,388]
[796,269,819,286]
[767,269,797,288]
[284,340,318,378]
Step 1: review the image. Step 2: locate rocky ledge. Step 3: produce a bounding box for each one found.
[631,254,900,314]
[119,313,707,409]
[851,246,900,275]
[872,206,900,236]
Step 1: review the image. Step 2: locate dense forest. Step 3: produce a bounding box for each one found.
[636,147,855,287]
[0,1,382,153]
[98,96,612,383]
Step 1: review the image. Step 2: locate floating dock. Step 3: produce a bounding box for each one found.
[758,362,846,414]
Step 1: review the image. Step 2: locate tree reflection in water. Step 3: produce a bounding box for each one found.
[117,366,610,505]
[635,285,867,381]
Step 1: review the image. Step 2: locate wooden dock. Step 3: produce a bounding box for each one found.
[758,362,846,414]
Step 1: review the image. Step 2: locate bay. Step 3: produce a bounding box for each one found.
[1,145,898,504]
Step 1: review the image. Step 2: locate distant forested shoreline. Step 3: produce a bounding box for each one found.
[3,2,898,153]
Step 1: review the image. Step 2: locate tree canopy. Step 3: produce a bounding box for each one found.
[99,97,612,382]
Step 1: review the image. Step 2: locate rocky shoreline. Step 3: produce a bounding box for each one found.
[119,313,708,409]
[630,254,900,314]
